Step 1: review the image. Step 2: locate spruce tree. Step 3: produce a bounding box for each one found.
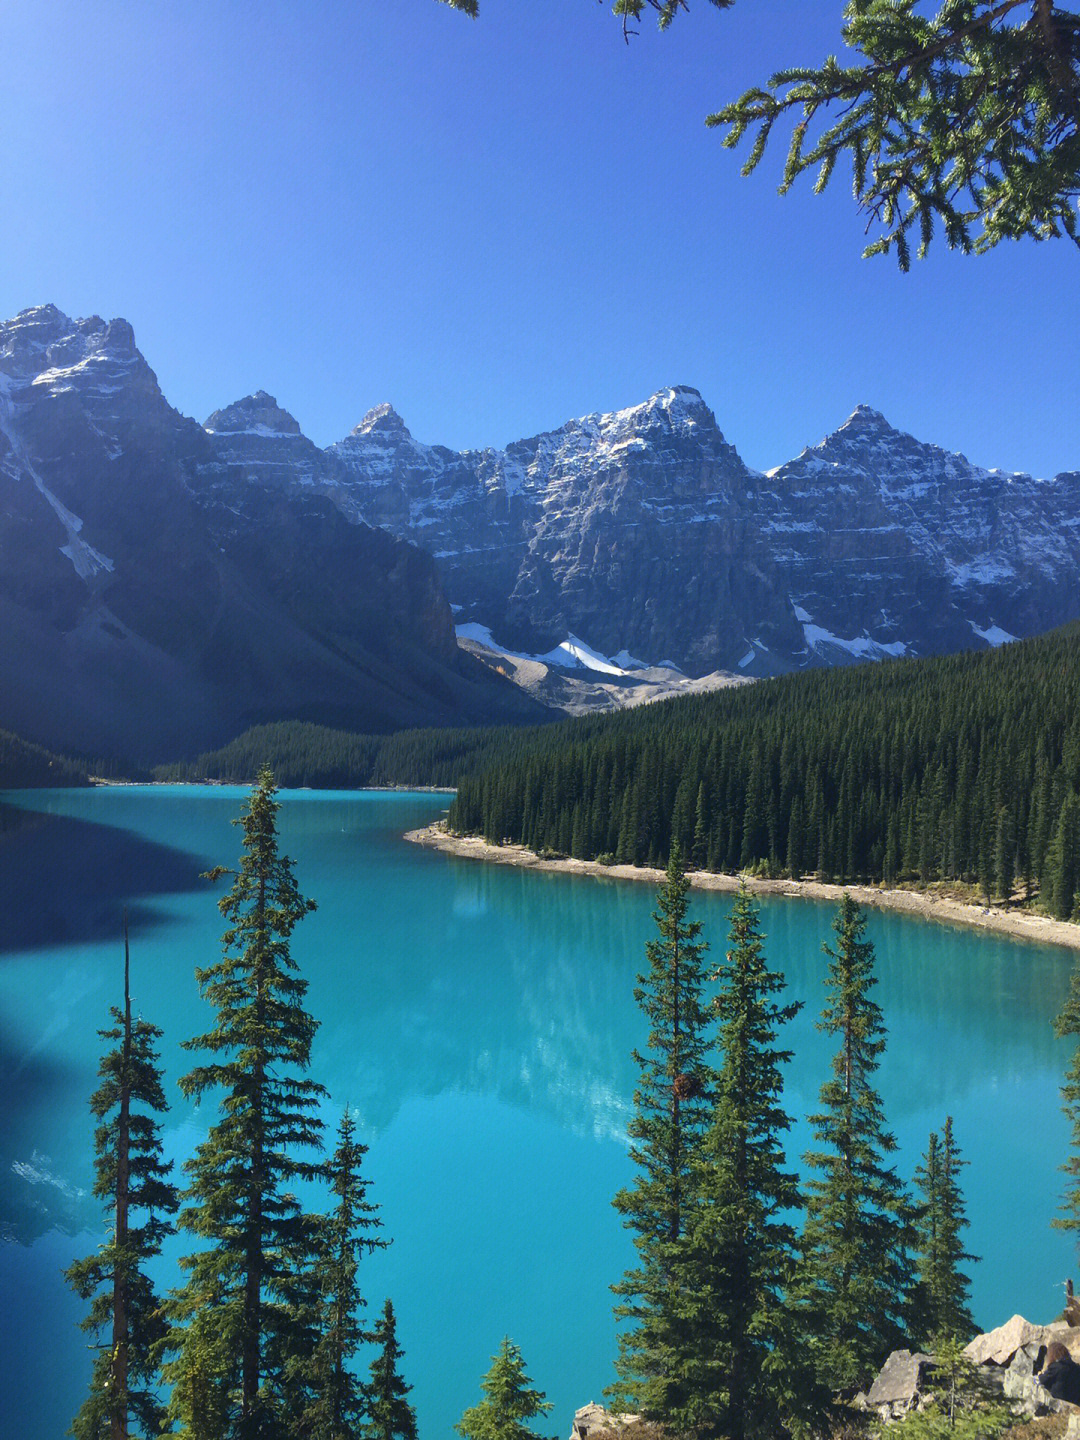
[165,767,327,1439]
[66,919,179,1440]
[1053,952,1080,1239]
[675,886,816,1440]
[306,1108,389,1440]
[456,1338,552,1440]
[795,894,913,1390]
[911,1118,977,1345]
[366,1299,418,1440]
[1046,793,1080,920]
[610,843,716,1416]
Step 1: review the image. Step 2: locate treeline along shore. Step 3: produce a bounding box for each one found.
[406,822,1080,952]
[446,623,1080,925]
[6,625,1080,935]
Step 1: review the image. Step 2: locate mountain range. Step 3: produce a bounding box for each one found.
[0,305,542,763]
[324,386,1080,677]
[2,304,1078,762]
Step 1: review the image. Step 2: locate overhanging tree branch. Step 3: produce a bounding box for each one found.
[438,0,1080,265]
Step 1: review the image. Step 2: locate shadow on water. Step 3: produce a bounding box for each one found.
[0,800,210,952]
[0,1018,98,1245]
[0,798,214,1242]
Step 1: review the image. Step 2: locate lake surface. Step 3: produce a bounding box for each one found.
[1,785,1077,1438]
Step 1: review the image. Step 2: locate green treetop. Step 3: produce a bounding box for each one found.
[675,886,818,1440]
[911,1117,978,1345]
[164,767,327,1440]
[610,843,718,1416]
[795,894,914,1390]
[456,1338,553,1440]
[438,0,1080,266]
[366,1299,418,1440]
[65,919,179,1440]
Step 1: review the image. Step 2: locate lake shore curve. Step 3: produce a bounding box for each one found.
[405,822,1080,953]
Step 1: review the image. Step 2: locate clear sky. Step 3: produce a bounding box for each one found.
[1,0,1077,476]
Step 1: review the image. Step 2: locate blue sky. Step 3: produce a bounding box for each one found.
[1,0,1077,475]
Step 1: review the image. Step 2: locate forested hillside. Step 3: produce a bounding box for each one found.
[0,730,89,788]
[153,719,558,789]
[448,624,1080,919]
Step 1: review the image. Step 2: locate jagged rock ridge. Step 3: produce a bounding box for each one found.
[0,306,541,762]
[323,391,1080,676]
[4,301,1078,763]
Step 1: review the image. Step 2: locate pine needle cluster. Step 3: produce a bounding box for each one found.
[439,0,1080,265]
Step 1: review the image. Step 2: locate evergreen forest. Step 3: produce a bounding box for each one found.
[0,727,90,788]
[447,623,1080,919]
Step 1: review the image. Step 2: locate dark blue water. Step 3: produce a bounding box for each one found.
[1,786,1077,1438]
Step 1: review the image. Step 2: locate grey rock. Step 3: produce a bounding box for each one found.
[322,391,1080,678]
[866,1349,936,1413]
[0,306,543,761]
[964,1315,1080,1367]
[570,1403,639,1440]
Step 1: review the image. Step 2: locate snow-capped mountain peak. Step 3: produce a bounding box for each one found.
[352,402,411,438]
[204,391,303,437]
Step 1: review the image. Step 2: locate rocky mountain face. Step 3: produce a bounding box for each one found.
[5,301,1077,763]
[326,389,1080,676]
[0,306,540,763]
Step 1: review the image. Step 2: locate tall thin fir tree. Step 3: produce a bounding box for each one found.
[911,1117,978,1345]
[675,886,820,1440]
[610,843,717,1417]
[66,915,179,1440]
[305,1108,389,1440]
[795,894,914,1390]
[366,1299,418,1440]
[164,768,327,1440]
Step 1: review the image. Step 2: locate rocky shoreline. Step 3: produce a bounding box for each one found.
[404,823,1080,954]
[566,1312,1080,1439]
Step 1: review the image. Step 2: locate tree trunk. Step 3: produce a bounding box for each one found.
[112,915,132,1440]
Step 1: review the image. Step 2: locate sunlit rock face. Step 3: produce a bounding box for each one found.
[4,299,1076,764]
[0,306,537,762]
[325,390,1080,677]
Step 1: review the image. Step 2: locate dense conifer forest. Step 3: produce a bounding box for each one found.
[151,719,561,790]
[0,728,89,788]
[10,624,1080,922]
[448,624,1080,920]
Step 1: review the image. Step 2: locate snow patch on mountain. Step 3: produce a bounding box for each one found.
[610,648,650,670]
[802,622,908,660]
[455,623,674,677]
[969,620,1018,647]
[0,383,115,580]
[949,559,1016,587]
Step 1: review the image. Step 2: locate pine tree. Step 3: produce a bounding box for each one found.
[165,767,327,1439]
[610,843,716,1416]
[306,1108,389,1440]
[1046,793,1080,920]
[366,1299,418,1440]
[66,918,179,1440]
[456,1338,552,1440]
[1054,951,1080,1239]
[674,887,815,1440]
[795,894,913,1390]
[911,1117,977,1345]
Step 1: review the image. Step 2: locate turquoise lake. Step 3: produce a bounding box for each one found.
[1,785,1078,1438]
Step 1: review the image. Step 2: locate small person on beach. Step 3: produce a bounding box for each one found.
[1038,1342,1080,1404]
